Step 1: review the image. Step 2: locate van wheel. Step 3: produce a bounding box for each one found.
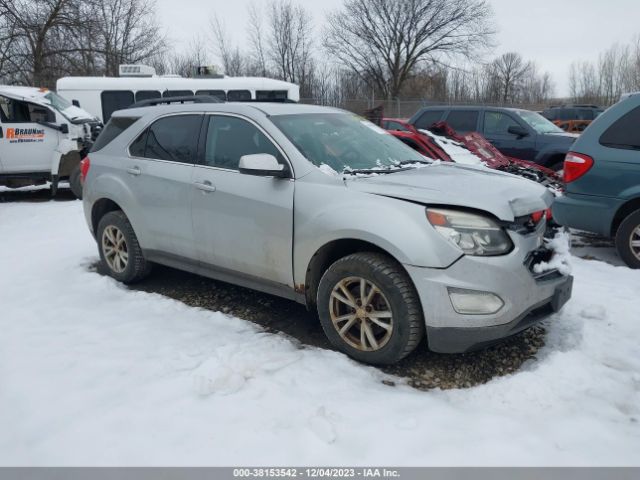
[97,211,152,283]
[615,209,640,269]
[69,165,83,199]
[317,252,424,365]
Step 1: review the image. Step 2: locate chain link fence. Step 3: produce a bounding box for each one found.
[299,98,548,119]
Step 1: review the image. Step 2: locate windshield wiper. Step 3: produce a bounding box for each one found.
[394,159,433,166]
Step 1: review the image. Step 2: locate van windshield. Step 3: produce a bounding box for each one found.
[270,113,428,173]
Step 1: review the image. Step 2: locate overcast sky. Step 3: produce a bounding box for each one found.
[155,0,640,97]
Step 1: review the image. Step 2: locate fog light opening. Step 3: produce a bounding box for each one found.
[448,288,504,315]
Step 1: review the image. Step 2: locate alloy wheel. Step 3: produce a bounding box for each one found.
[102,225,128,273]
[329,276,393,352]
[630,225,640,261]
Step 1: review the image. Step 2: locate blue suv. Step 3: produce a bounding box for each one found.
[552,94,640,268]
[408,106,577,170]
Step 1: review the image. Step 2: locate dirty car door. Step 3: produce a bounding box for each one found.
[191,114,294,289]
[126,113,202,260]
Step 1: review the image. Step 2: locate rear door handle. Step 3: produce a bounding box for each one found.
[194,180,216,193]
[126,166,141,176]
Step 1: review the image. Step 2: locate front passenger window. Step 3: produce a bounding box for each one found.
[204,116,284,170]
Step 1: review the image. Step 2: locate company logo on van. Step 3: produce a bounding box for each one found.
[5,127,45,143]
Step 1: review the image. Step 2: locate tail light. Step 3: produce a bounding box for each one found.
[546,207,553,221]
[564,152,593,183]
[79,156,90,183]
[531,210,545,224]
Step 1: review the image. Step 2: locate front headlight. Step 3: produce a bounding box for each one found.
[426,208,513,256]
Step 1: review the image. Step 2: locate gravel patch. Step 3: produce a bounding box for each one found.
[104,263,548,392]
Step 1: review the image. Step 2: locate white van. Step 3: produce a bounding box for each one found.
[0,86,100,198]
[57,66,301,123]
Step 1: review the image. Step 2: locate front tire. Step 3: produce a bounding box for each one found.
[615,209,640,269]
[97,211,151,283]
[317,252,424,365]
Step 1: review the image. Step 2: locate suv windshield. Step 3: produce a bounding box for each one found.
[514,110,565,134]
[270,113,427,173]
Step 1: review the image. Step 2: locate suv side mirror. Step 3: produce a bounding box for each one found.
[59,123,69,134]
[72,100,81,107]
[239,154,288,178]
[508,125,529,138]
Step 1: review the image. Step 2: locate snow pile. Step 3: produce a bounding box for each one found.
[0,201,639,466]
[534,230,573,276]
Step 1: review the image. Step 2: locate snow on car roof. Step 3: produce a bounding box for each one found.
[0,85,52,102]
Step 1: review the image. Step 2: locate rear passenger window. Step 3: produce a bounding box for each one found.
[139,115,202,163]
[227,90,251,102]
[599,106,640,151]
[196,90,227,101]
[163,90,193,98]
[101,91,135,123]
[91,116,139,152]
[414,110,443,129]
[445,111,479,133]
[135,90,161,103]
[256,90,288,101]
[203,115,284,170]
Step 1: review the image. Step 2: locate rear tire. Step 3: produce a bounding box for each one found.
[317,252,424,365]
[615,209,640,269]
[69,165,83,199]
[97,211,152,283]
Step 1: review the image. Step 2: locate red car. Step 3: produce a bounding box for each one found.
[382,118,563,192]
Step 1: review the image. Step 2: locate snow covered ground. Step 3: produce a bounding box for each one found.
[1,199,639,466]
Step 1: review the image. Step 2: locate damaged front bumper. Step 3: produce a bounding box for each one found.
[404,225,573,353]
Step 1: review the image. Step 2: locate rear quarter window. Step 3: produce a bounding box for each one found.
[91,116,139,152]
[599,106,640,151]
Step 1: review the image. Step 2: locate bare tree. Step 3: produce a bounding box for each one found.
[0,0,84,86]
[211,15,246,76]
[93,0,166,76]
[324,0,494,99]
[266,0,313,86]
[246,1,268,76]
[490,52,532,103]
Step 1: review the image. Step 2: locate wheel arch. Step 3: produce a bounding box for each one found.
[91,197,125,235]
[611,197,640,236]
[303,238,416,309]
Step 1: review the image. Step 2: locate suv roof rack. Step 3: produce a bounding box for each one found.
[127,95,223,109]
[127,95,298,110]
[550,104,601,109]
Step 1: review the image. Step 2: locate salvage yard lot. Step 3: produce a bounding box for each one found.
[1,194,639,466]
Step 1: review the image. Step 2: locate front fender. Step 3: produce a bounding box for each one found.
[292,181,463,285]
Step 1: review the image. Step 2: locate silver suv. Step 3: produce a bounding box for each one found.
[82,102,573,365]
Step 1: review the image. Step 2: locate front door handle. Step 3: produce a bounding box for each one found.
[126,166,141,176]
[194,180,216,193]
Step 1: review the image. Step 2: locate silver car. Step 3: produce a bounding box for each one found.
[82,102,573,365]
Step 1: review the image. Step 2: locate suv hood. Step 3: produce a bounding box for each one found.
[345,163,554,221]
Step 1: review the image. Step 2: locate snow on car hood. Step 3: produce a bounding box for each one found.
[345,162,554,221]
